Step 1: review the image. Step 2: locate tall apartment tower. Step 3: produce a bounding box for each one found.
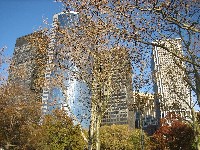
[92,48,133,127]
[9,31,48,101]
[152,39,192,121]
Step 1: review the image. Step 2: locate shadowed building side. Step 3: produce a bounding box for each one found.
[8,31,48,102]
[92,48,134,128]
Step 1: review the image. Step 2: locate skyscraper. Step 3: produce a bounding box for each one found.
[9,31,48,101]
[92,48,133,127]
[152,38,192,121]
[42,11,91,128]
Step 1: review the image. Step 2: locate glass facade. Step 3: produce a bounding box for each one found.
[46,11,91,128]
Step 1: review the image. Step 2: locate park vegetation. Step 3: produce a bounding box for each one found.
[0,0,200,149]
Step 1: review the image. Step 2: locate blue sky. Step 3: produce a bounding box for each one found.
[0,0,63,56]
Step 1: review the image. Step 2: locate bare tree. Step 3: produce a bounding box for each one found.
[57,1,199,149]
[57,0,199,103]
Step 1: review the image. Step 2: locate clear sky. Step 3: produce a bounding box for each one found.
[0,0,63,56]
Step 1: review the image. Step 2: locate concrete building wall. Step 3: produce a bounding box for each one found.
[152,39,192,121]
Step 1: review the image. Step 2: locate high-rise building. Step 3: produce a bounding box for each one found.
[42,11,91,128]
[92,48,133,127]
[9,31,48,101]
[152,38,192,122]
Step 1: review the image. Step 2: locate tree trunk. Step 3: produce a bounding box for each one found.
[192,109,200,150]
[88,103,96,150]
[194,66,200,107]
[96,114,101,150]
[197,92,200,108]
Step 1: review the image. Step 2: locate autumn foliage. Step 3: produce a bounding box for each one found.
[100,125,151,150]
[0,84,86,149]
[151,113,195,150]
[29,109,87,150]
[0,84,41,149]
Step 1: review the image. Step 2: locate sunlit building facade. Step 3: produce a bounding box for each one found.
[152,38,192,122]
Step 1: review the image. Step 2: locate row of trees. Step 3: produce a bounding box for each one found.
[0,84,196,149]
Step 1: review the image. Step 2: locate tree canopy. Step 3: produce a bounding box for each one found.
[152,113,195,150]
